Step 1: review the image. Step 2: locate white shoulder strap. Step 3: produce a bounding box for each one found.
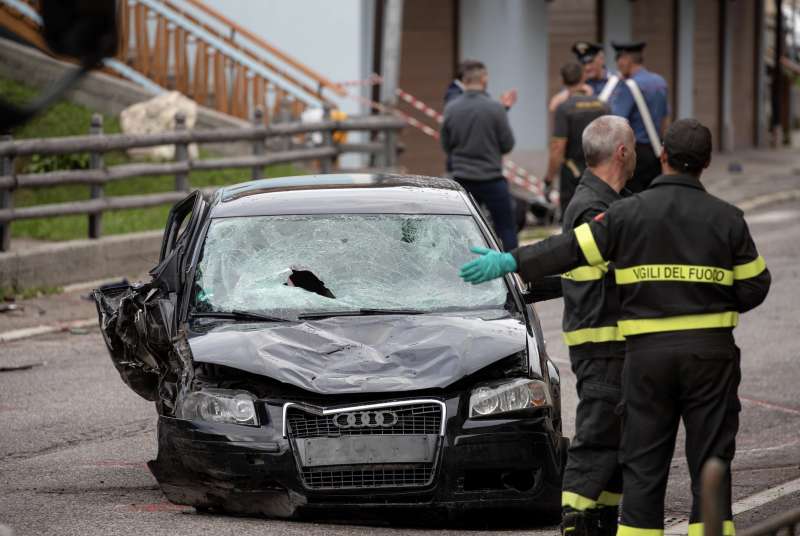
[624,78,663,156]
[597,74,619,103]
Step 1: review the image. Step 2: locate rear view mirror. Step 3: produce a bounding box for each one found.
[40,0,118,62]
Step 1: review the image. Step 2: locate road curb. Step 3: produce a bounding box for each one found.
[0,318,97,344]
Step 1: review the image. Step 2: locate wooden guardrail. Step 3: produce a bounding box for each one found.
[0,111,404,251]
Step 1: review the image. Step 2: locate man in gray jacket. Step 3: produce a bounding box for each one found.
[441,61,518,250]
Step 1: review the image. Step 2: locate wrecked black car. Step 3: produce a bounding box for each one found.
[94,174,567,519]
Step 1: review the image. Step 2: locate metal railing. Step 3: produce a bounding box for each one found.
[0,111,404,251]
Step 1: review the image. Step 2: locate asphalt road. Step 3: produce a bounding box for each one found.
[1,200,798,536]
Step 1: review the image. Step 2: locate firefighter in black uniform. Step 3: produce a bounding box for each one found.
[459,119,771,536]
[558,115,634,536]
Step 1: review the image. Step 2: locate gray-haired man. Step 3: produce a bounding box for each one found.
[558,116,635,536]
[460,116,637,536]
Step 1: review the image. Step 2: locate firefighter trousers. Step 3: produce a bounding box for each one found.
[562,354,624,511]
[618,330,741,536]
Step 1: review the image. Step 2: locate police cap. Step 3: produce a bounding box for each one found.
[611,40,646,59]
[572,41,603,64]
[663,118,712,174]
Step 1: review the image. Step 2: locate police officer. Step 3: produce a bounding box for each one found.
[558,115,634,536]
[459,118,771,536]
[572,41,619,100]
[610,41,669,192]
[545,63,608,214]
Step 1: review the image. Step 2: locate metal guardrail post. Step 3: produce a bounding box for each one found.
[320,105,333,174]
[251,107,265,180]
[701,458,727,536]
[0,134,12,252]
[88,114,104,239]
[278,98,292,151]
[173,112,189,192]
[383,129,397,169]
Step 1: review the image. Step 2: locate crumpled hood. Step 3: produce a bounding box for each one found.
[188,314,527,394]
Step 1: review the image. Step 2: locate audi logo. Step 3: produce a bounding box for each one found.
[333,410,399,429]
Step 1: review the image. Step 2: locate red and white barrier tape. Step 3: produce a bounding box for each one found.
[393,88,543,194]
[395,88,445,123]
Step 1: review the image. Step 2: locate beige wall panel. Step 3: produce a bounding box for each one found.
[396,0,457,176]
[693,0,720,140]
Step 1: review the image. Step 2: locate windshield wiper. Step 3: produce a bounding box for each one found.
[191,310,291,323]
[297,308,426,320]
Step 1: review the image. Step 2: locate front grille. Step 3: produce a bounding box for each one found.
[287,402,442,438]
[301,463,435,490]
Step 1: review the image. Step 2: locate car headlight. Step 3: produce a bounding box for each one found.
[469,378,551,418]
[177,389,259,426]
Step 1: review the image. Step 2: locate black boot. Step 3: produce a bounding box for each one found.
[595,505,619,536]
[561,508,597,536]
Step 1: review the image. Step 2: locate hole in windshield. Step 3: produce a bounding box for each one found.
[286,268,336,299]
[192,214,511,318]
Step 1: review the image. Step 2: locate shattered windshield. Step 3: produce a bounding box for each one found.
[192,214,510,318]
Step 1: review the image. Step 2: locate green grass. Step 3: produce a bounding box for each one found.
[2,78,303,241]
[0,284,63,301]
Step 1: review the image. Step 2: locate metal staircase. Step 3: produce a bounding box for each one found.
[0,0,347,123]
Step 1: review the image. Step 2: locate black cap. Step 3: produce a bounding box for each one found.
[572,41,603,64]
[611,40,646,58]
[663,119,712,173]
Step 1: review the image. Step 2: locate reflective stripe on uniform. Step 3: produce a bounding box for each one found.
[575,223,604,266]
[562,263,608,281]
[596,490,622,506]
[617,525,663,536]
[562,491,600,511]
[562,490,622,510]
[688,521,735,536]
[613,256,766,286]
[734,255,766,280]
[563,326,625,346]
[617,311,739,336]
[615,264,734,286]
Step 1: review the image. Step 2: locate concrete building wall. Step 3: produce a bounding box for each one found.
[693,0,721,140]
[633,0,676,114]
[732,0,758,149]
[395,0,458,176]
[460,0,550,152]
[547,0,597,102]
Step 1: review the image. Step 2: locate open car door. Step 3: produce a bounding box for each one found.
[93,191,208,402]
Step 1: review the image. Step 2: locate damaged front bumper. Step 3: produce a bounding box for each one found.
[149,394,563,518]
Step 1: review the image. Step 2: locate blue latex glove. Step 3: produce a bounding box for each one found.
[459,246,517,284]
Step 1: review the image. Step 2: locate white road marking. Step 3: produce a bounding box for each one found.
[665,475,800,534]
[739,437,800,454]
[0,318,96,343]
[746,209,800,225]
[738,188,800,213]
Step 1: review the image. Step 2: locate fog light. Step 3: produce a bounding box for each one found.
[178,389,259,426]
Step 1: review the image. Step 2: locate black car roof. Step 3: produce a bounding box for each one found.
[209,173,473,218]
